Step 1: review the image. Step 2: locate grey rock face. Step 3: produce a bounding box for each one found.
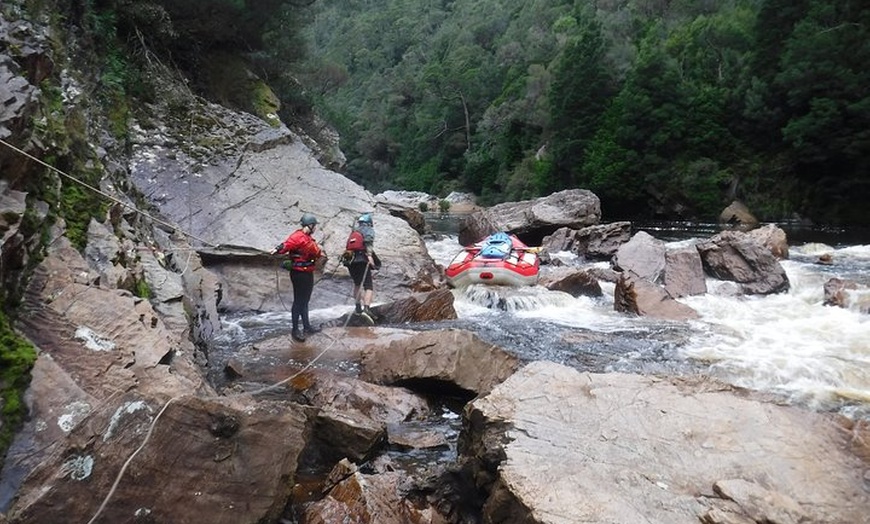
[663,245,707,298]
[459,189,601,246]
[697,230,790,295]
[126,105,441,309]
[463,362,870,524]
[613,230,667,283]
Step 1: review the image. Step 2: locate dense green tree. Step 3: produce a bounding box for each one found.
[773,0,870,223]
[298,0,869,224]
[548,9,616,192]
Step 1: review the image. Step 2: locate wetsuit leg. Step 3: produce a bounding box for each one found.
[349,262,373,290]
[349,262,365,287]
[290,270,314,330]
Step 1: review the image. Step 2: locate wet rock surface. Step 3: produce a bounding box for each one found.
[538,267,603,298]
[541,221,631,260]
[360,329,520,397]
[615,270,700,320]
[697,230,790,295]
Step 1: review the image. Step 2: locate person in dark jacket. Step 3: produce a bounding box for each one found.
[348,213,377,324]
[272,213,324,342]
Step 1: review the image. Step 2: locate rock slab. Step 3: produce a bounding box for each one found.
[463,362,870,524]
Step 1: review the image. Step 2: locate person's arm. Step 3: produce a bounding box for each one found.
[274,232,302,255]
[359,226,373,265]
[270,239,287,255]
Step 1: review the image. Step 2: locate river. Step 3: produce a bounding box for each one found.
[217,218,870,421]
[425,218,870,420]
[206,218,870,520]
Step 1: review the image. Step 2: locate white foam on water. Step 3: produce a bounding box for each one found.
[680,259,870,410]
[454,279,647,333]
[835,244,870,259]
[425,235,465,267]
[512,291,648,333]
[447,237,870,411]
[792,242,836,256]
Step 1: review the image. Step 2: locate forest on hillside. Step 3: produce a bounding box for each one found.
[17,0,868,225]
[297,0,869,225]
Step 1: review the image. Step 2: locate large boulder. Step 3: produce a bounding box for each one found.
[458,189,601,246]
[380,202,429,235]
[612,231,667,283]
[745,223,789,260]
[541,221,631,261]
[663,245,707,298]
[17,236,211,400]
[361,329,520,397]
[462,362,870,524]
[127,108,442,311]
[614,270,699,320]
[696,231,790,295]
[367,288,457,324]
[540,269,603,298]
[375,190,440,211]
[1,224,220,516]
[7,394,310,524]
[718,200,758,229]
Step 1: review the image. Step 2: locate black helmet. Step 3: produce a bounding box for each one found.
[300,213,318,226]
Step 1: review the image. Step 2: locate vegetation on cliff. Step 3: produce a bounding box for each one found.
[0,310,36,457]
[301,0,870,225]
[15,0,868,227]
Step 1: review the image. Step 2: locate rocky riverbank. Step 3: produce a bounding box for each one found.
[1,7,868,522]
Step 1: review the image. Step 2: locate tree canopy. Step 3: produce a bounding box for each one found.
[298,0,870,225]
[70,0,870,225]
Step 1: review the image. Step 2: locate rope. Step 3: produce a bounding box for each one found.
[86,398,179,524]
[0,137,217,248]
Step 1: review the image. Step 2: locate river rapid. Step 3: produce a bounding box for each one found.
[426,220,870,421]
[216,219,870,422]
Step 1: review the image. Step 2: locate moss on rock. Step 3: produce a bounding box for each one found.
[0,305,37,461]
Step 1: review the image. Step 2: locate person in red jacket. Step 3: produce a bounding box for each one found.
[271,213,325,342]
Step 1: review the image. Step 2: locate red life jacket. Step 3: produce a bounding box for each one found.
[278,229,321,272]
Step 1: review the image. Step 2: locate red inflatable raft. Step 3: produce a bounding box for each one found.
[445,232,540,288]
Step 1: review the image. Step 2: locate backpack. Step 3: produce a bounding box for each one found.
[345,230,366,252]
